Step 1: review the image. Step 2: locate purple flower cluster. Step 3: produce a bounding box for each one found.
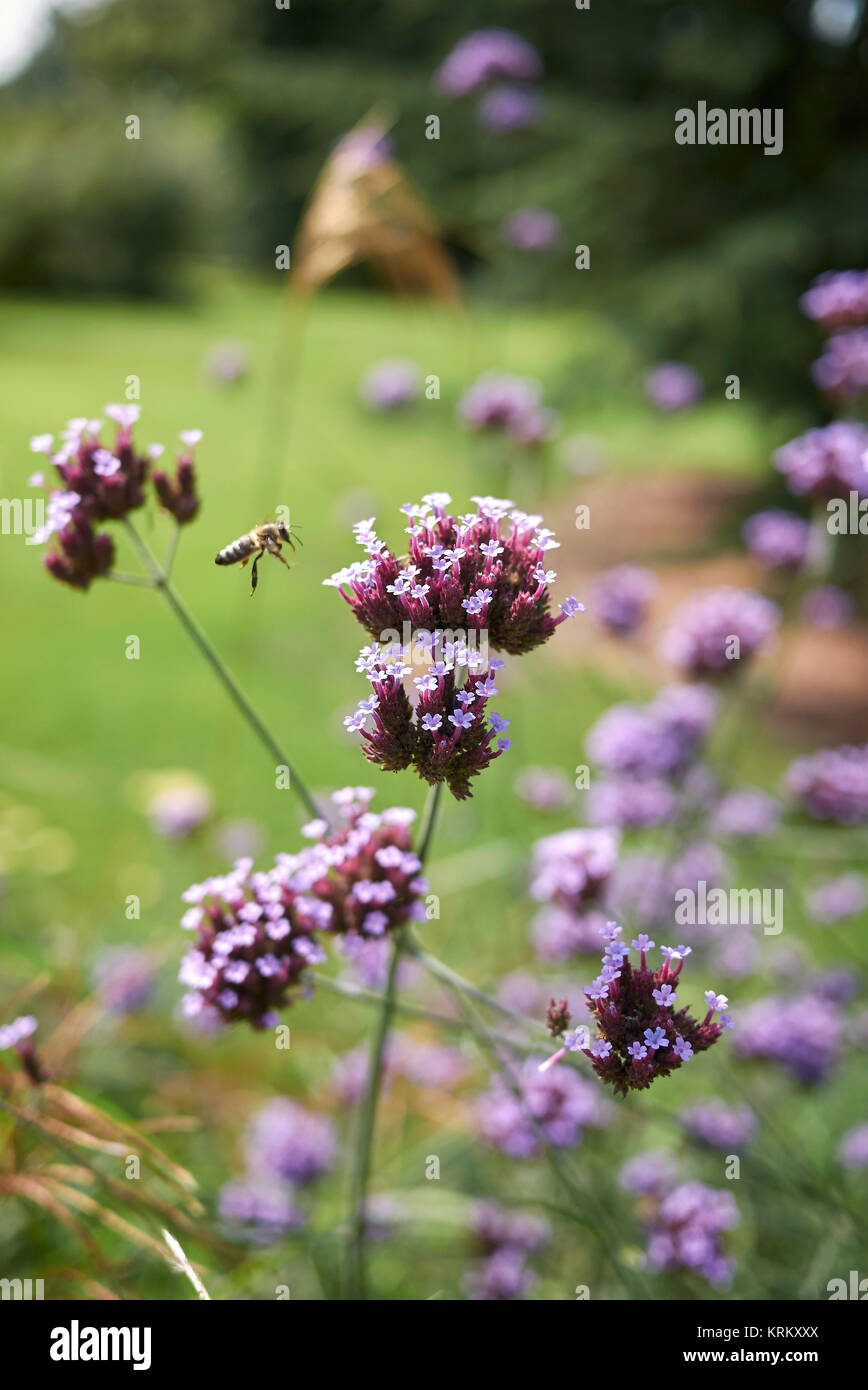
[577,923,731,1095]
[530,829,619,917]
[591,564,657,637]
[359,359,421,412]
[806,873,867,924]
[742,509,812,570]
[644,362,703,411]
[801,585,855,630]
[344,636,511,800]
[0,1015,44,1083]
[178,788,428,1028]
[464,1201,550,1300]
[326,495,580,655]
[457,374,559,446]
[734,992,844,1083]
[785,743,868,824]
[645,1181,738,1287]
[531,905,610,963]
[618,1150,680,1198]
[500,208,561,253]
[475,1057,610,1157]
[477,85,541,133]
[219,1098,336,1241]
[660,586,779,677]
[773,421,868,499]
[434,28,542,96]
[838,1123,868,1170]
[800,270,868,331]
[434,29,543,135]
[680,1101,756,1150]
[29,408,201,588]
[712,787,781,839]
[584,684,717,830]
[811,328,868,399]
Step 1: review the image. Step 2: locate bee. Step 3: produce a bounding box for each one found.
[214,521,302,594]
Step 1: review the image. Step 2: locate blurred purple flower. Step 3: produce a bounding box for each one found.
[838,1123,868,1170]
[618,1149,679,1198]
[531,905,609,963]
[204,340,249,386]
[786,743,868,824]
[476,1057,609,1157]
[644,362,703,411]
[586,775,676,829]
[530,828,619,915]
[806,873,867,923]
[244,1099,337,1186]
[147,778,212,839]
[680,1101,756,1150]
[661,587,779,677]
[464,1249,536,1300]
[434,29,542,97]
[586,684,717,778]
[513,765,572,811]
[477,84,542,132]
[773,421,868,498]
[734,992,844,1083]
[645,1181,738,1287]
[811,328,868,399]
[800,270,868,331]
[500,208,561,252]
[591,564,657,636]
[359,359,421,412]
[801,584,855,630]
[218,1177,305,1241]
[742,509,811,570]
[712,787,781,839]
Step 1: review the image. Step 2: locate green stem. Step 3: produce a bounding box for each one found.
[122,520,323,824]
[407,936,548,1035]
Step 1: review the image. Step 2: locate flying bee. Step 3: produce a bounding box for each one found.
[214,520,302,594]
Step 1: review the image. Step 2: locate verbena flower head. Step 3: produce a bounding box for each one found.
[586,775,676,829]
[660,586,779,677]
[30,408,201,587]
[243,1099,337,1185]
[586,684,717,778]
[680,1101,756,1150]
[734,992,844,1083]
[345,636,512,799]
[456,376,558,445]
[152,430,202,524]
[644,361,702,411]
[146,775,212,839]
[806,873,867,923]
[218,1177,305,1241]
[531,905,610,962]
[475,1057,610,1157]
[838,1123,868,1170]
[179,856,327,1030]
[591,564,657,637]
[179,789,429,1025]
[500,208,561,252]
[464,1249,536,1300]
[773,421,868,498]
[359,358,421,411]
[801,584,855,629]
[471,1201,550,1255]
[434,28,542,97]
[712,787,781,838]
[785,742,868,824]
[476,84,542,132]
[530,829,619,914]
[578,926,730,1095]
[618,1149,680,1198]
[326,494,581,656]
[811,328,868,399]
[294,787,428,938]
[645,1181,738,1287]
[800,269,868,331]
[742,509,811,570]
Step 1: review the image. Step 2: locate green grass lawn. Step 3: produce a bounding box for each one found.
[1,274,863,1301]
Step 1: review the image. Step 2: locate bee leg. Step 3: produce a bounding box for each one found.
[250,554,260,595]
[272,547,292,571]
